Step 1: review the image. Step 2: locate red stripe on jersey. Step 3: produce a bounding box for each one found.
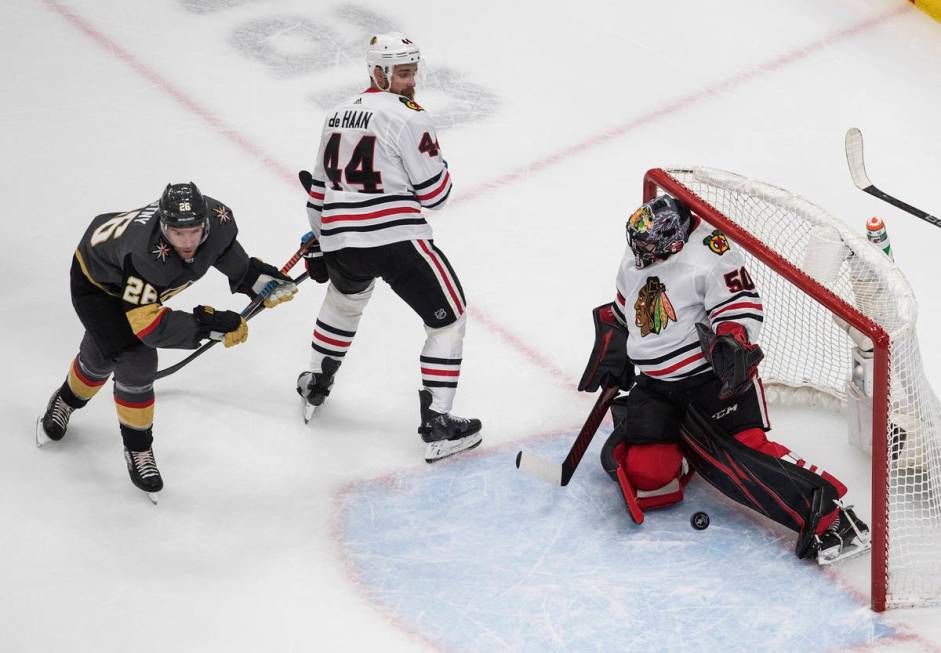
[644,352,705,377]
[314,331,351,348]
[416,171,451,201]
[417,240,464,315]
[71,358,106,387]
[711,301,764,317]
[321,206,421,224]
[616,291,625,306]
[309,190,324,200]
[421,367,460,377]
[135,307,169,339]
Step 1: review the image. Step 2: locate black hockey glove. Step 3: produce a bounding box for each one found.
[193,305,247,348]
[238,257,298,308]
[302,235,329,284]
[578,303,634,393]
[696,322,764,400]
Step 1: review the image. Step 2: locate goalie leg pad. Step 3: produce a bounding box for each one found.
[680,405,841,548]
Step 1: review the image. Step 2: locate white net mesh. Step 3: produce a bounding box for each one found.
[658,167,941,609]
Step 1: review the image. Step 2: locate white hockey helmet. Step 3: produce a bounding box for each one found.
[366,32,421,87]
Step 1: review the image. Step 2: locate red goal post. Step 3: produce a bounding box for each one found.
[643,167,941,611]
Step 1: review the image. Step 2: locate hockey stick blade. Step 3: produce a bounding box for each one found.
[514,384,619,487]
[515,449,563,485]
[845,128,941,229]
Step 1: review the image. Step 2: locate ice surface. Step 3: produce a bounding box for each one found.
[3,0,941,651]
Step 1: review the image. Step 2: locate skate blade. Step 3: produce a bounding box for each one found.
[425,432,483,463]
[146,493,159,505]
[302,398,319,424]
[35,416,51,448]
[817,539,872,566]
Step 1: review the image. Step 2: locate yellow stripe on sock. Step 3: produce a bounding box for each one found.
[115,398,154,430]
[67,359,108,401]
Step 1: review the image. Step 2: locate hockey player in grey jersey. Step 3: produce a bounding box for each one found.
[39,182,297,498]
[579,195,870,563]
[296,32,481,462]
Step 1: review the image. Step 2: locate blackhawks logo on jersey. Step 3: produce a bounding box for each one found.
[703,229,730,255]
[634,276,677,337]
[399,96,424,111]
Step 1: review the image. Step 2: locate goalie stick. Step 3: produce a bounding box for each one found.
[155,236,316,379]
[515,384,619,486]
[844,127,941,229]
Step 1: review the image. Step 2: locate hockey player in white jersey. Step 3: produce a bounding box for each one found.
[579,195,870,563]
[296,33,481,462]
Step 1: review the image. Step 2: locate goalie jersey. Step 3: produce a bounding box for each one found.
[612,221,765,381]
[305,89,452,251]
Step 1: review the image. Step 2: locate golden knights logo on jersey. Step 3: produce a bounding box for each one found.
[703,229,730,255]
[635,276,677,336]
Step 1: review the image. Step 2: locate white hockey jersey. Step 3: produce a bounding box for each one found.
[305,89,452,251]
[612,220,765,381]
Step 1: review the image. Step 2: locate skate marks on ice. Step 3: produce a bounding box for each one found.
[337,435,898,653]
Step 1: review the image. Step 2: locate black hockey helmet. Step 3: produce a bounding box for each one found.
[159,182,208,229]
[626,195,692,268]
[158,182,210,247]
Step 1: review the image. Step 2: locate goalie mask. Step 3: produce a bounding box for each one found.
[366,32,421,91]
[626,196,692,268]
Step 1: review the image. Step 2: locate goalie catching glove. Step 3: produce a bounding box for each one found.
[239,257,297,308]
[578,303,634,393]
[696,321,764,400]
[193,305,247,348]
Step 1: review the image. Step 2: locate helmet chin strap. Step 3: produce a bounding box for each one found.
[372,67,393,92]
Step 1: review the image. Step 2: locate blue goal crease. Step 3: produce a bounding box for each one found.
[338,432,895,653]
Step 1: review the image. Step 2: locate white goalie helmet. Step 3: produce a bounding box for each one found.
[366,32,421,87]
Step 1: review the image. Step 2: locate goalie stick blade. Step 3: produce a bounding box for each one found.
[844,127,872,190]
[515,449,563,486]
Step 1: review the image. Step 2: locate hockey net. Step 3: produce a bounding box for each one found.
[644,167,941,611]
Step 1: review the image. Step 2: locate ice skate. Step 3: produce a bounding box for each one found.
[418,390,482,463]
[123,447,163,503]
[815,503,871,565]
[37,388,76,447]
[297,358,340,424]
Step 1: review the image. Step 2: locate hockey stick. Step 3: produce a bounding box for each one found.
[845,128,941,229]
[155,237,316,380]
[515,384,619,486]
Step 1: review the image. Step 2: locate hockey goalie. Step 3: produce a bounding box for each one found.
[580,194,871,564]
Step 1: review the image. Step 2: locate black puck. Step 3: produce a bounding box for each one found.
[690,511,710,530]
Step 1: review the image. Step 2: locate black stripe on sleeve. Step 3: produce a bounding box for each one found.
[422,186,452,209]
[712,314,765,326]
[413,170,443,191]
[706,291,761,316]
